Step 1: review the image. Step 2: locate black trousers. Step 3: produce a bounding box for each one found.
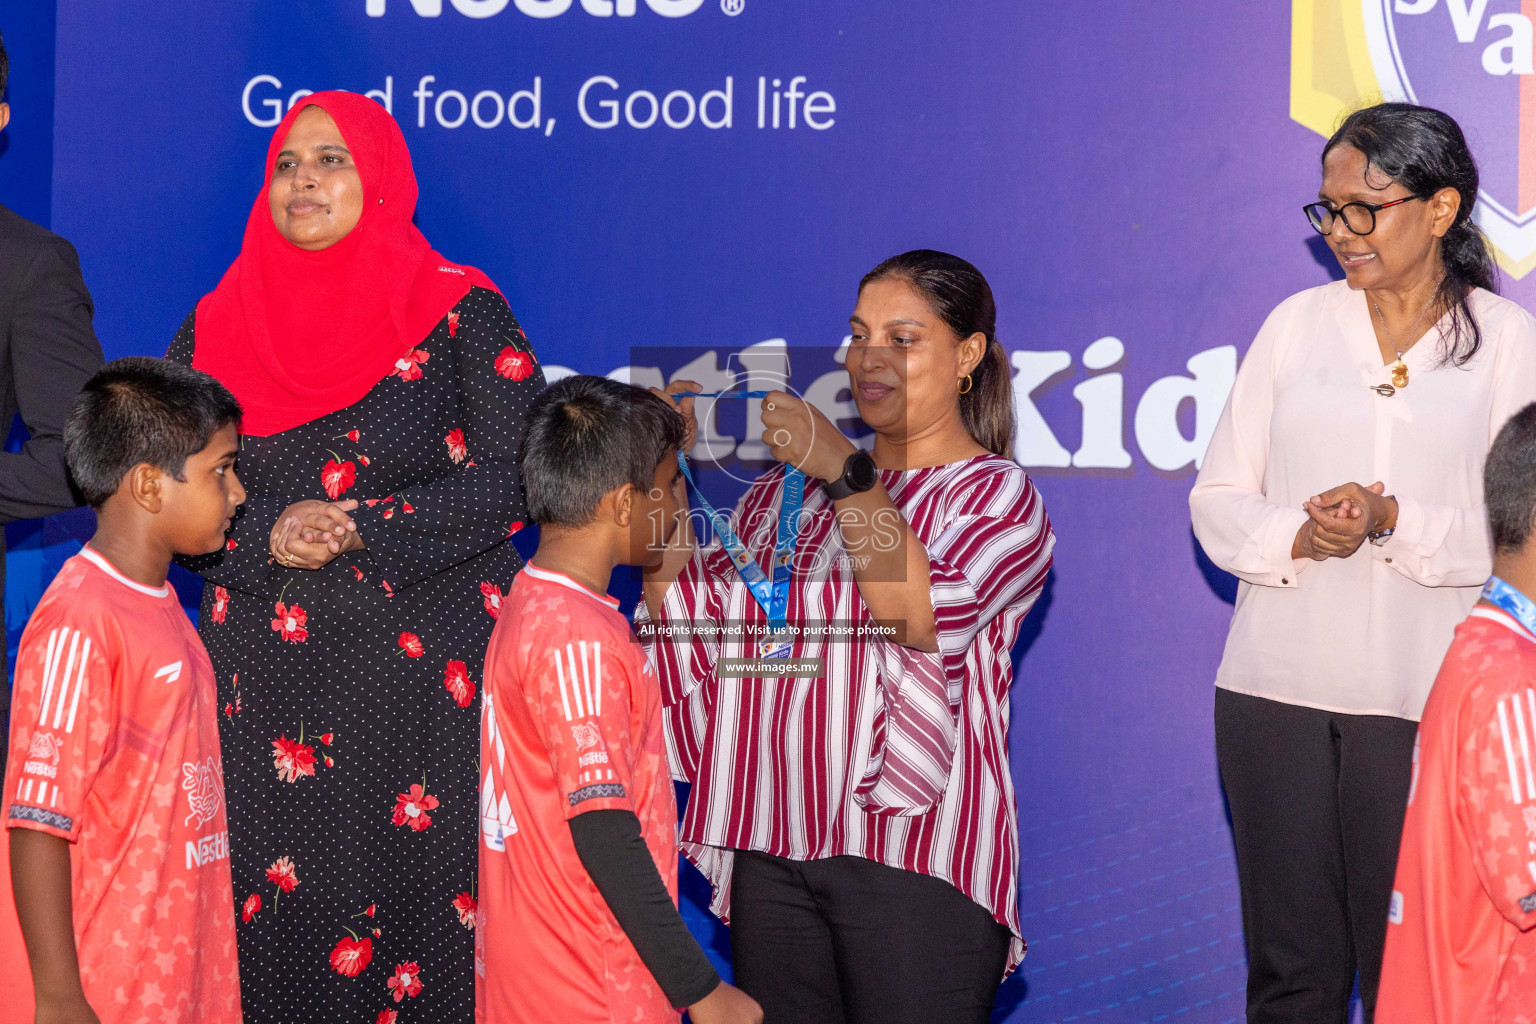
[1215,688,1418,1024]
[729,850,1011,1024]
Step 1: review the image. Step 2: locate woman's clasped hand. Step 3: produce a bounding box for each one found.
[267,498,363,568]
[1293,481,1398,561]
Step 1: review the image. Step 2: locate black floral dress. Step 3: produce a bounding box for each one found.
[167,286,545,1023]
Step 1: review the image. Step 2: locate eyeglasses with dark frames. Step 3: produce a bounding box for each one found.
[1302,195,1426,236]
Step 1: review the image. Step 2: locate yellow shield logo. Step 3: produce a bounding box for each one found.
[1293,1,1536,277]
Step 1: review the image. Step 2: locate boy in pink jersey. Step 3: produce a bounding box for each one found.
[1378,403,1536,1022]
[477,375,759,1024]
[0,358,246,1024]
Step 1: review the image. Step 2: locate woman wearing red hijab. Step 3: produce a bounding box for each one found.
[167,92,544,1021]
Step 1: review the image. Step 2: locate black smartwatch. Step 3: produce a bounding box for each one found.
[821,450,878,500]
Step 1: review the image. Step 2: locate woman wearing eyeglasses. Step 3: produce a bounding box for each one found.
[1190,102,1536,1023]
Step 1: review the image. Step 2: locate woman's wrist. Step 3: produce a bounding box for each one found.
[1382,495,1399,533]
[1292,520,1313,560]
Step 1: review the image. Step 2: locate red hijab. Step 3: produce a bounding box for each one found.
[192,91,496,436]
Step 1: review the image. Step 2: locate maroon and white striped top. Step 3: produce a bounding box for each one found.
[641,452,1054,971]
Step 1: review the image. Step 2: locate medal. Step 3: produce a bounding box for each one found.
[672,390,806,660]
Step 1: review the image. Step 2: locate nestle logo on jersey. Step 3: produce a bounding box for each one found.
[185,830,230,869]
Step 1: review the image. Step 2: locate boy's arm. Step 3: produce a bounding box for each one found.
[524,631,760,1023]
[2,613,114,1024]
[9,830,99,1023]
[569,809,720,1007]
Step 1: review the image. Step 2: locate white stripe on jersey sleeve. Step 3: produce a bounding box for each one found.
[36,628,63,728]
[64,636,91,734]
[1498,698,1525,805]
[51,631,81,731]
[554,649,573,722]
[1513,692,1536,806]
[577,641,592,719]
[565,645,585,719]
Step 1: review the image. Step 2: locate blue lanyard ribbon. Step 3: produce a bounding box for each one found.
[1481,575,1536,640]
[672,391,804,636]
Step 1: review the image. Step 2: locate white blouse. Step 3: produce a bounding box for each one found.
[1191,281,1536,719]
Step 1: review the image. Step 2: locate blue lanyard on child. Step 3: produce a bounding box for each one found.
[672,390,805,652]
[1481,575,1536,641]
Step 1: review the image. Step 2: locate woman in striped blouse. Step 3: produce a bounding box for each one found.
[641,250,1055,1024]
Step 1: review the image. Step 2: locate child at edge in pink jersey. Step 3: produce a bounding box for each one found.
[476,374,760,1024]
[1377,403,1536,1023]
[0,358,246,1024]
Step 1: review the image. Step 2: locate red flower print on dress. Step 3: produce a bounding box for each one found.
[324,755,335,768]
[495,346,534,381]
[452,892,477,929]
[387,962,423,1002]
[362,904,377,917]
[444,661,475,708]
[322,457,358,500]
[225,675,243,718]
[447,311,460,337]
[507,521,525,537]
[266,856,299,893]
[377,1012,398,1024]
[320,732,335,746]
[330,933,374,977]
[345,429,361,442]
[402,500,415,514]
[359,455,371,467]
[226,537,238,551]
[392,783,439,831]
[444,429,469,464]
[211,586,230,624]
[242,894,261,922]
[382,580,395,598]
[271,601,308,643]
[480,581,503,620]
[398,632,425,657]
[352,565,365,581]
[272,735,318,783]
[393,348,431,380]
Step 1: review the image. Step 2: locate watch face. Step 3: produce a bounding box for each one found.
[847,451,878,491]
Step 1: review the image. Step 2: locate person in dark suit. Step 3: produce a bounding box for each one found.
[0,32,107,744]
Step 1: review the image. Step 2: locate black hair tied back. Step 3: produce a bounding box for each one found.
[1324,102,1499,366]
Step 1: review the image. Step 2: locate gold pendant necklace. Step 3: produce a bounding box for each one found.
[1370,293,1436,393]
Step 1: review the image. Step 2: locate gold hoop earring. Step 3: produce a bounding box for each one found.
[958,374,973,395]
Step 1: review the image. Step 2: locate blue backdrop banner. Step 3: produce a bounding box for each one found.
[8,1,1536,1020]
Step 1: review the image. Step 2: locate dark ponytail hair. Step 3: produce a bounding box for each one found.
[859,250,1015,459]
[1323,102,1498,366]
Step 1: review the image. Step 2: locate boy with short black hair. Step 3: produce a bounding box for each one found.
[477,374,760,1024]
[0,357,245,1023]
[1378,401,1536,1021]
